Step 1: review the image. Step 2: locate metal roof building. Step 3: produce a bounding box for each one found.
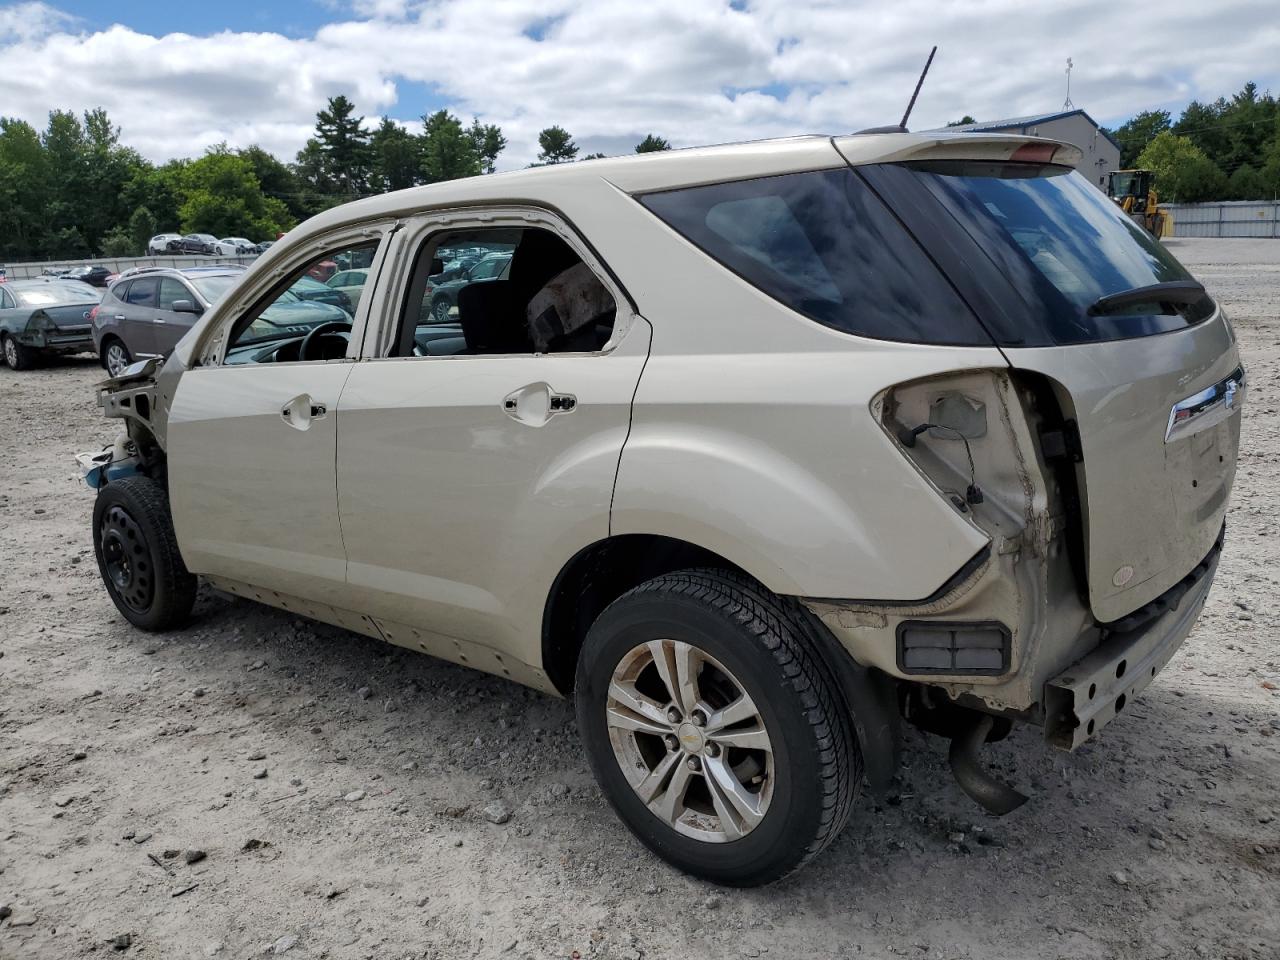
[937,109,1121,190]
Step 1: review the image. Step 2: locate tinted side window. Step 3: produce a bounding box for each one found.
[158,277,191,311]
[125,278,158,307]
[640,169,992,346]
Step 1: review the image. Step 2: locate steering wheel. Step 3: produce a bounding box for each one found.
[299,320,352,362]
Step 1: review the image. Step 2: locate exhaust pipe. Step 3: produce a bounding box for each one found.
[948,714,1028,815]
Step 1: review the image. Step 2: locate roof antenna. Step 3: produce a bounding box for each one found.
[1062,57,1075,109]
[899,45,938,131]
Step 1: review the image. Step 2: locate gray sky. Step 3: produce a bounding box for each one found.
[1,0,1277,168]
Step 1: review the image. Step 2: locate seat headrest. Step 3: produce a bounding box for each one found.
[457,281,530,353]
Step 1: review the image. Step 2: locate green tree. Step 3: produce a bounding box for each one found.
[370,117,423,191]
[127,205,157,251]
[1173,99,1229,165]
[309,95,373,195]
[0,117,51,259]
[581,152,607,160]
[100,226,135,257]
[1108,109,1171,168]
[420,110,481,183]
[1136,131,1227,203]
[467,118,506,174]
[1226,163,1269,200]
[178,146,293,238]
[946,115,977,127]
[535,125,578,165]
[635,133,671,153]
[238,145,307,222]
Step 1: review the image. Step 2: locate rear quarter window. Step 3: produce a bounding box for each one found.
[874,161,1215,345]
[639,169,993,346]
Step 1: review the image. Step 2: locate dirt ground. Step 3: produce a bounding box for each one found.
[1,237,1277,960]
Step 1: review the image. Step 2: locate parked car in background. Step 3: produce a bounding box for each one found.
[148,233,183,255]
[255,240,275,254]
[425,250,511,322]
[216,237,257,256]
[175,234,219,255]
[65,265,115,288]
[289,274,352,313]
[92,266,350,375]
[1,278,101,369]
[325,269,368,311]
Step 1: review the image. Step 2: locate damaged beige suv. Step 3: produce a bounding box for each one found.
[83,131,1244,886]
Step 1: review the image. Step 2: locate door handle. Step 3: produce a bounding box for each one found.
[501,383,576,426]
[114,314,126,321]
[280,394,326,430]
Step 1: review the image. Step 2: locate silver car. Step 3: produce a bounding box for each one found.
[83,131,1244,885]
[92,266,351,375]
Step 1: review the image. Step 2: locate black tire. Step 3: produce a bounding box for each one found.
[2,333,36,370]
[92,475,196,631]
[575,568,860,886]
[101,337,131,376]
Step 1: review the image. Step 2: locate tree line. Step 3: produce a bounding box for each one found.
[1103,81,1280,202]
[0,95,672,263]
[5,79,1277,263]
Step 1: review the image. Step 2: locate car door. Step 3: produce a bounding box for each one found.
[165,227,394,604]
[335,212,650,675]
[153,276,201,355]
[115,277,159,357]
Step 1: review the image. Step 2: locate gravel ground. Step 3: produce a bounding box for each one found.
[1,237,1278,960]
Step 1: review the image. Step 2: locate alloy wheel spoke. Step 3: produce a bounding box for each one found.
[670,641,701,715]
[607,680,669,728]
[708,722,771,752]
[704,754,765,832]
[706,692,761,734]
[635,750,682,806]
[649,758,693,825]
[605,702,671,737]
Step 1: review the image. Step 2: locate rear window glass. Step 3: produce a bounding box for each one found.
[639,169,993,346]
[895,161,1214,344]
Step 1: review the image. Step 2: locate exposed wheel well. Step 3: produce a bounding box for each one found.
[99,334,125,365]
[541,534,749,696]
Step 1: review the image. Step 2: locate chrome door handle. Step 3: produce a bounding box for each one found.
[114,314,126,320]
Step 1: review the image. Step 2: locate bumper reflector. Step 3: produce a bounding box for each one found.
[896,621,1010,675]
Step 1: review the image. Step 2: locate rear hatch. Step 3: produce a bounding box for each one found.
[848,146,1244,623]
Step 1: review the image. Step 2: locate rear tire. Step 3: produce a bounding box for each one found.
[102,338,131,377]
[575,568,860,886]
[2,334,35,370]
[93,475,196,631]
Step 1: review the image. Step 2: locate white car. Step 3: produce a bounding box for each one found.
[147,233,183,255]
[84,130,1243,885]
[215,237,256,256]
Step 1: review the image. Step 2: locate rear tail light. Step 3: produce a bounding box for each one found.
[87,305,99,322]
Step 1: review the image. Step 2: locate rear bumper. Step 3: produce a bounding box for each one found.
[1043,535,1222,750]
[18,329,95,352]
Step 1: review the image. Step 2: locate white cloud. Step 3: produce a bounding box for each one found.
[0,0,1277,170]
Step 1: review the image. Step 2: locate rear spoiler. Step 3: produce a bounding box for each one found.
[833,132,1084,169]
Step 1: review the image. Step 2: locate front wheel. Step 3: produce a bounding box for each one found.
[575,569,860,886]
[431,298,453,324]
[93,475,197,631]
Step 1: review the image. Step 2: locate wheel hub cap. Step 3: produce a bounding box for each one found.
[98,505,153,613]
[605,638,774,843]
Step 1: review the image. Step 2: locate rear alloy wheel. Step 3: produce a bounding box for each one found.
[432,299,453,323]
[93,475,197,631]
[2,334,35,370]
[103,339,132,377]
[576,569,860,886]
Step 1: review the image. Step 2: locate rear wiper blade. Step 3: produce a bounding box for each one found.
[1087,280,1207,315]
